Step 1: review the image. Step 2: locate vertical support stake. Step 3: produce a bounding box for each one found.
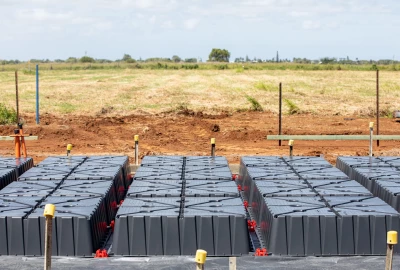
[15,71,19,124]
[43,204,56,270]
[278,82,282,146]
[385,231,398,270]
[67,144,72,156]
[376,70,380,147]
[36,64,40,124]
[211,138,216,157]
[229,257,237,270]
[134,135,139,165]
[289,140,294,157]
[369,122,374,157]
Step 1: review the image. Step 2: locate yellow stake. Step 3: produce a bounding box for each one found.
[195,249,207,270]
[66,144,72,156]
[44,204,56,270]
[386,231,398,270]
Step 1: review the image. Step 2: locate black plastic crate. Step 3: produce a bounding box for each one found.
[181,207,250,256]
[336,156,387,177]
[36,156,86,168]
[140,156,184,167]
[82,156,131,187]
[26,205,108,256]
[314,181,372,197]
[185,166,232,180]
[283,156,332,167]
[183,197,244,208]
[184,180,239,197]
[295,167,349,180]
[0,157,34,177]
[18,166,73,181]
[379,157,400,167]
[352,167,400,192]
[134,166,183,180]
[0,168,18,191]
[66,165,126,201]
[0,181,59,197]
[0,207,33,255]
[52,180,118,223]
[113,198,180,256]
[374,180,400,212]
[185,156,229,167]
[127,180,183,197]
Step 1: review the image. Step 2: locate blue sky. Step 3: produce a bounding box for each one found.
[1,0,399,61]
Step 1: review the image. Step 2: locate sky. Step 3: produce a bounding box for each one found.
[0,0,399,61]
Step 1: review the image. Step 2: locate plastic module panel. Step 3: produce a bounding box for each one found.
[352,167,400,192]
[185,156,229,167]
[0,157,34,177]
[0,181,59,197]
[36,156,86,168]
[373,180,400,212]
[295,167,350,180]
[336,156,388,177]
[184,165,232,181]
[184,180,239,197]
[127,180,183,197]
[18,166,73,181]
[140,156,184,167]
[0,168,18,190]
[283,157,333,167]
[134,166,183,180]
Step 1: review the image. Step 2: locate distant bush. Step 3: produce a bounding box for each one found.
[0,103,17,125]
[80,56,95,63]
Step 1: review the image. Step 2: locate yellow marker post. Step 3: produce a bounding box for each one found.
[195,249,207,270]
[66,144,72,156]
[369,122,374,157]
[386,231,398,270]
[288,140,294,157]
[43,204,56,270]
[211,138,216,157]
[134,135,139,165]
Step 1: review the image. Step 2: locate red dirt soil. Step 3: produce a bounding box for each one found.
[1,112,400,165]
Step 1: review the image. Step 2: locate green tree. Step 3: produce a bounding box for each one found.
[208,48,230,62]
[79,56,95,63]
[122,54,136,63]
[66,57,78,63]
[172,55,181,63]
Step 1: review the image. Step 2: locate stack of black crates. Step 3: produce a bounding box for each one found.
[113,156,250,256]
[0,155,130,256]
[239,156,400,256]
[0,157,34,190]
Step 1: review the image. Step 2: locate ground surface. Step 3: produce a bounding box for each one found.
[1,112,399,165]
[1,255,399,270]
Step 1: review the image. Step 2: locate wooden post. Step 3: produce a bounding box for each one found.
[385,231,398,270]
[134,135,139,165]
[377,70,380,147]
[278,82,282,146]
[43,204,56,270]
[211,138,216,157]
[195,249,207,270]
[229,257,237,270]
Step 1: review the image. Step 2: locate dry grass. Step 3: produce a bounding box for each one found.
[0,69,399,116]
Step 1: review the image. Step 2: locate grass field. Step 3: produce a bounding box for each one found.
[1,67,399,117]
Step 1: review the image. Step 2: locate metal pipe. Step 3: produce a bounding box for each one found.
[134,135,139,165]
[289,140,294,157]
[385,231,398,270]
[279,82,282,146]
[377,70,380,147]
[211,138,216,157]
[15,71,19,124]
[36,65,40,124]
[369,122,374,157]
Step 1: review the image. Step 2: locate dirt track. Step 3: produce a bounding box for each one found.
[1,112,399,165]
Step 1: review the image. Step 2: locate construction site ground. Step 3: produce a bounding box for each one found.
[1,112,399,165]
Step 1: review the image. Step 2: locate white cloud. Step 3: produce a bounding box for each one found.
[161,20,174,29]
[183,18,199,30]
[17,8,71,21]
[149,15,157,24]
[302,20,321,30]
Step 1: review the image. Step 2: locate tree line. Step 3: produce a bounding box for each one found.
[1,48,399,65]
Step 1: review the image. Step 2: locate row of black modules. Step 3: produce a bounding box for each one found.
[113,156,250,256]
[239,156,400,256]
[0,155,130,257]
[0,157,34,190]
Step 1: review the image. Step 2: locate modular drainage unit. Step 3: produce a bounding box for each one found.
[0,157,34,190]
[240,156,400,256]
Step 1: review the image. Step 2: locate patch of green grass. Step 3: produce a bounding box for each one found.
[246,95,263,111]
[284,99,300,115]
[58,102,77,113]
[255,81,274,91]
[0,103,17,124]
